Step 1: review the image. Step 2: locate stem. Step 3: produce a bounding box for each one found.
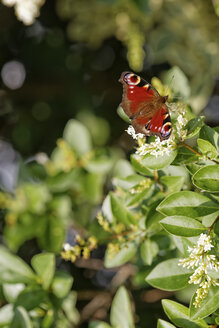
[177,140,219,165]
[208,216,219,234]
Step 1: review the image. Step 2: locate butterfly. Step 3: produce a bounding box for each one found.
[119,72,172,140]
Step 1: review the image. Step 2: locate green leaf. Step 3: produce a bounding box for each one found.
[113,159,135,177]
[130,154,153,176]
[131,151,177,170]
[31,253,55,289]
[11,306,32,328]
[164,66,191,99]
[85,157,113,174]
[199,125,219,152]
[173,146,199,164]
[51,271,73,298]
[185,117,205,139]
[186,163,205,175]
[110,193,137,226]
[15,287,46,311]
[63,119,92,156]
[89,322,112,328]
[23,183,51,215]
[83,173,103,204]
[212,0,219,16]
[192,165,219,192]
[3,283,25,303]
[47,169,81,192]
[157,319,176,328]
[62,291,80,325]
[113,174,145,190]
[160,216,206,237]
[197,139,218,158]
[160,176,184,194]
[126,185,154,207]
[50,195,72,220]
[141,239,158,265]
[37,217,65,253]
[0,304,14,326]
[146,258,194,291]
[172,235,198,256]
[104,242,137,268]
[190,287,219,320]
[110,286,134,328]
[162,299,208,328]
[157,191,218,219]
[41,310,54,328]
[0,247,36,284]
[117,106,131,123]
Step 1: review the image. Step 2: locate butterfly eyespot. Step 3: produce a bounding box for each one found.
[161,122,172,138]
[124,73,140,85]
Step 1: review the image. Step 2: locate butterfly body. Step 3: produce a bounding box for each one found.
[119,72,172,140]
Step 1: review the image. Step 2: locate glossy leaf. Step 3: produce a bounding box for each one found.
[185,117,205,139]
[110,286,134,328]
[157,319,176,328]
[104,241,137,268]
[11,306,32,328]
[110,193,137,225]
[162,299,208,328]
[157,191,218,219]
[131,154,153,176]
[3,283,25,303]
[37,217,65,253]
[199,125,219,152]
[173,146,199,164]
[0,247,36,284]
[192,165,219,192]
[0,304,14,325]
[31,253,55,289]
[160,176,184,194]
[146,258,194,291]
[131,150,177,170]
[15,287,46,311]
[190,287,219,320]
[63,119,92,156]
[197,139,218,158]
[51,271,73,298]
[160,216,206,237]
[141,239,158,265]
[89,322,112,328]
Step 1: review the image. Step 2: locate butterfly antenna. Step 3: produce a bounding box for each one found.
[166,75,183,101]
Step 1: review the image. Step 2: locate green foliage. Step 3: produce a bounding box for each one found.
[1,68,219,327]
[0,249,79,327]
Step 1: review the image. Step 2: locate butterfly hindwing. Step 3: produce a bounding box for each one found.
[119,72,172,140]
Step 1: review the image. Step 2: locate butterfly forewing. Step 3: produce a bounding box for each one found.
[119,72,172,140]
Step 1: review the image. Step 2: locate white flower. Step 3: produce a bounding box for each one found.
[1,0,45,25]
[126,125,145,140]
[63,243,72,251]
[178,233,219,307]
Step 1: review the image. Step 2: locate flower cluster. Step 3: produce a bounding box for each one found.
[126,102,188,157]
[61,235,98,263]
[130,178,151,194]
[97,212,142,259]
[97,211,129,234]
[2,0,45,25]
[178,233,219,307]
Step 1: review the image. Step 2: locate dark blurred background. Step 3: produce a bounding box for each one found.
[0,0,219,157]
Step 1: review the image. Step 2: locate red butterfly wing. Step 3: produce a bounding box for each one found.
[119,72,172,140]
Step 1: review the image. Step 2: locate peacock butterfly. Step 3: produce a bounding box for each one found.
[119,72,172,140]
